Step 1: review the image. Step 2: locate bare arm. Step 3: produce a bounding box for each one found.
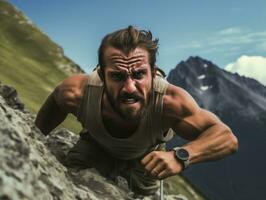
[35,74,87,135]
[35,89,67,135]
[141,84,238,179]
[178,110,237,164]
[164,85,238,164]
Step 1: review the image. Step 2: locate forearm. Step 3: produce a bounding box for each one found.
[35,92,67,135]
[183,124,238,165]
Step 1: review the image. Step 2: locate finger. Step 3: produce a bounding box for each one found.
[157,169,169,180]
[145,158,160,174]
[150,162,166,176]
[141,152,153,165]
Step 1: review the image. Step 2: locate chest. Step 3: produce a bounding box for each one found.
[101,109,139,138]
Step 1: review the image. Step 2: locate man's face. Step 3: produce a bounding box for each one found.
[102,47,154,121]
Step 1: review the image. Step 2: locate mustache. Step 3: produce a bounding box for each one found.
[118,92,144,101]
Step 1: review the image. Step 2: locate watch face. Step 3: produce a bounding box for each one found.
[177,148,189,161]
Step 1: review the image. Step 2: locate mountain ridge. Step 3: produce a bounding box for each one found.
[167,56,266,200]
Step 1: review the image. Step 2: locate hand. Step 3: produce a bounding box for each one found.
[141,150,183,180]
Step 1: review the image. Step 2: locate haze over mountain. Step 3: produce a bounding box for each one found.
[167,56,266,200]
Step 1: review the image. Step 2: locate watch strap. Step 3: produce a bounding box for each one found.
[172,147,190,169]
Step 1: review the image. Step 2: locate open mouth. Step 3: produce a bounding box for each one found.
[119,92,143,105]
[120,97,139,104]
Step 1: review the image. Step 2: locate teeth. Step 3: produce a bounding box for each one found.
[122,98,137,103]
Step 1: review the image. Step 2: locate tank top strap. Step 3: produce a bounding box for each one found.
[87,70,103,86]
[150,76,174,143]
[76,70,103,128]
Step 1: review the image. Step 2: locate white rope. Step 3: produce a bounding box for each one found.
[160,179,164,200]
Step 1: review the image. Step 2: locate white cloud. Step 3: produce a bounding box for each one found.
[225,55,266,86]
[171,27,266,56]
[217,27,243,35]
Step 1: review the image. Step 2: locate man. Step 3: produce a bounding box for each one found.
[35,26,238,196]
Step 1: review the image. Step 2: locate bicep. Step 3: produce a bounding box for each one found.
[174,109,222,140]
[164,85,222,140]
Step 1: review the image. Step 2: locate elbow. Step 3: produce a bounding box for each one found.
[34,117,49,136]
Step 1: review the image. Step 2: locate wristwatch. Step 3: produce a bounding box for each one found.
[172,147,190,170]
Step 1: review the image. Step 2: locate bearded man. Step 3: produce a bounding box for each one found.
[35,26,238,196]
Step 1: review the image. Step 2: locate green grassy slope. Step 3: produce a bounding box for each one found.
[0,0,82,133]
[0,1,207,199]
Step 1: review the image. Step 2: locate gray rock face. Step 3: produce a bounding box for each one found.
[0,94,128,200]
[0,83,186,200]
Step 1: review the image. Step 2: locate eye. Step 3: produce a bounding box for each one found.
[132,70,146,80]
[110,72,126,82]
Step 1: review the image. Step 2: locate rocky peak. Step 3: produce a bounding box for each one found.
[167,56,266,119]
[167,56,266,200]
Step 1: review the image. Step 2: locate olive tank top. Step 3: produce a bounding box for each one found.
[77,70,175,160]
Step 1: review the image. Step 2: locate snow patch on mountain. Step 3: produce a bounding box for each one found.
[198,75,206,79]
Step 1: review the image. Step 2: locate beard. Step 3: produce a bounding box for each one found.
[105,89,151,121]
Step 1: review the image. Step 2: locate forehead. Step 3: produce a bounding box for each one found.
[104,47,149,69]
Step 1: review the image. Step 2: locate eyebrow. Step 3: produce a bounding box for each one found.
[108,66,148,73]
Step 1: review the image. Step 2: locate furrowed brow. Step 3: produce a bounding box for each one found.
[110,55,145,61]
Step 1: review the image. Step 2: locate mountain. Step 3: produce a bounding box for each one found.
[0,0,83,133]
[167,56,266,200]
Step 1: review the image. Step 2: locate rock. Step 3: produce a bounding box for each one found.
[0,82,24,110]
[0,84,188,200]
[0,92,130,200]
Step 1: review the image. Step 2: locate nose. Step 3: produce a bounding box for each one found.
[123,77,136,94]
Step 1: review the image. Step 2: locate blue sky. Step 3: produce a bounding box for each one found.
[9,0,266,75]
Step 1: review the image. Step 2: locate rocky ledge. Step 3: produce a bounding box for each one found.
[0,82,186,200]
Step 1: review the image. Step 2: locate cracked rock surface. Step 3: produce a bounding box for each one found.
[0,83,186,200]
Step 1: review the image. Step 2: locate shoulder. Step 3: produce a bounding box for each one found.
[153,75,169,94]
[163,84,199,118]
[54,74,89,113]
[56,74,89,97]
[163,84,222,138]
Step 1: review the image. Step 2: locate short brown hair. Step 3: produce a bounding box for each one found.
[98,25,159,69]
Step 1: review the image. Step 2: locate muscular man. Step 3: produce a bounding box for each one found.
[35,26,238,195]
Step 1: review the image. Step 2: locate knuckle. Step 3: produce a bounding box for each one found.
[144,166,150,171]
[157,156,164,162]
[161,159,167,165]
